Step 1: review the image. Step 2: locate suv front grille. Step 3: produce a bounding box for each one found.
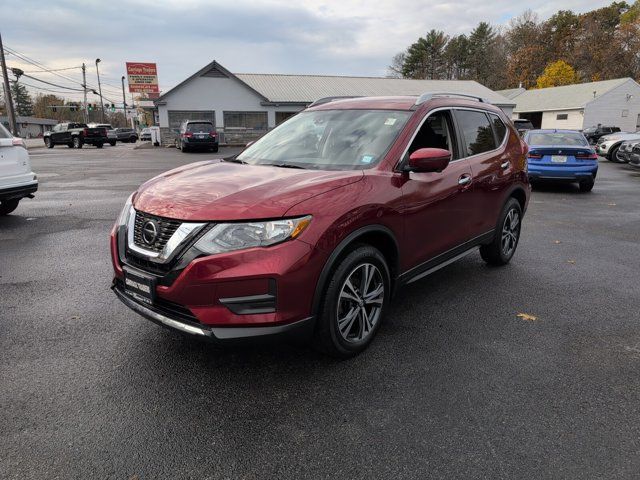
[133,211,181,253]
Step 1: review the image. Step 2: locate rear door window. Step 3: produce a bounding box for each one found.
[489,114,507,145]
[455,110,497,156]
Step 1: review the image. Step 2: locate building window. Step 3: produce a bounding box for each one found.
[275,112,297,125]
[167,110,215,133]
[223,112,268,130]
[556,114,568,120]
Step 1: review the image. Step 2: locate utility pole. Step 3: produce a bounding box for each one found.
[82,63,88,123]
[121,75,128,129]
[95,58,105,123]
[0,31,18,136]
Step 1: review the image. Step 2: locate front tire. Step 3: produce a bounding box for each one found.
[480,198,522,266]
[0,199,20,216]
[96,142,103,149]
[73,137,83,149]
[45,138,54,148]
[314,245,390,358]
[608,145,621,162]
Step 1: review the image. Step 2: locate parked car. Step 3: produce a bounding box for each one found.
[111,93,530,357]
[89,123,117,146]
[44,123,107,148]
[140,128,152,142]
[583,125,621,145]
[115,128,138,143]
[595,132,640,161]
[0,123,38,215]
[175,120,218,152]
[513,118,534,135]
[615,140,640,163]
[525,129,598,192]
[628,143,640,168]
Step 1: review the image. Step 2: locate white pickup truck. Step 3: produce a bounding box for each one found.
[0,124,38,215]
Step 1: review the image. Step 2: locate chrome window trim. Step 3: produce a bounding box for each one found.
[395,106,510,171]
[126,207,206,263]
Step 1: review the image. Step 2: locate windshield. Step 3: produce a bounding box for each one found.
[236,109,412,170]
[186,122,213,133]
[527,132,589,146]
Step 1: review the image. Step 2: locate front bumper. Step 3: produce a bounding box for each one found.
[629,153,640,168]
[0,181,38,201]
[112,281,315,343]
[596,143,612,155]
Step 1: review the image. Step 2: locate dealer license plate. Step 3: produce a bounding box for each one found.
[124,268,156,305]
[551,155,567,163]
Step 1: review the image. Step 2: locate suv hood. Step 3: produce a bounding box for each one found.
[134,160,364,221]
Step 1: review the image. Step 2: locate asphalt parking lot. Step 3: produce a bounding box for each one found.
[1,143,640,479]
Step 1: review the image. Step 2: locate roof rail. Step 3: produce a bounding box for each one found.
[415,92,490,105]
[308,96,362,107]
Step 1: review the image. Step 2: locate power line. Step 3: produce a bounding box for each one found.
[20,73,85,91]
[21,66,82,73]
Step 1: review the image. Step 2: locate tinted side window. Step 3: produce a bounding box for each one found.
[456,110,496,156]
[489,114,507,144]
[407,110,458,159]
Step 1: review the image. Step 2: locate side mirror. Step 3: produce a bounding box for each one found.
[407,148,451,173]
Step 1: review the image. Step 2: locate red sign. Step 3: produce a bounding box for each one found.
[126,62,159,93]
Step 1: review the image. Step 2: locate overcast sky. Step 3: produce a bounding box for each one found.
[2,0,612,101]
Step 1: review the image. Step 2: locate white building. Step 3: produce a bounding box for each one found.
[155,61,515,144]
[498,78,640,131]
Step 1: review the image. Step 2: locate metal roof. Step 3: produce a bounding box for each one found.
[235,73,515,106]
[496,87,526,99]
[512,78,633,113]
[0,116,58,125]
[154,61,515,107]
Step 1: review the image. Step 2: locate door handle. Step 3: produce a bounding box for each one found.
[501,161,510,169]
[458,174,472,186]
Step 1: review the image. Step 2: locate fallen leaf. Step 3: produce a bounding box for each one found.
[553,240,561,244]
[567,259,576,264]
[607,203,616,206]
[517,313,538,321]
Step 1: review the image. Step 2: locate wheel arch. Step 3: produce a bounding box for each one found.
[311,224,400,316]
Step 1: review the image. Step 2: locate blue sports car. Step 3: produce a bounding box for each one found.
[524,129,598,192]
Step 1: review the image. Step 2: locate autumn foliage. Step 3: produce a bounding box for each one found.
[389,1,640,90]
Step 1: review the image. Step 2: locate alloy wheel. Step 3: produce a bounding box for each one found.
[336,263,384,343]
[501,209,520,257]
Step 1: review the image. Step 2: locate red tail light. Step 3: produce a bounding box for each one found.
[576,152,598,160]
[182,132,193,138]
[83,128,89,136]
[209,131,217,138]
[527,152,542,159]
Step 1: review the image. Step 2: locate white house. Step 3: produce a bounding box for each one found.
[155,61,516,144]
[498,78,640,131]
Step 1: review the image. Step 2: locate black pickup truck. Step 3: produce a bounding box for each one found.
[44,123,108,149]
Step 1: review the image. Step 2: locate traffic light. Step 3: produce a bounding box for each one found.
[88,104,93,111]
[110,104,115,112]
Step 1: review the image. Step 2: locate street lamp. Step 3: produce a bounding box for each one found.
[95,58,105,122]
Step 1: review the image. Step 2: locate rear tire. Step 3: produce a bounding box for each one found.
[579,178,595,192]
[109,141,116,146]
[67,143,74,148]
[0,199,20,216]
[213,145,219,153]
[45,138,53,148]
[96,142,103,149]
[313,245,390,358]
[480,198,522,266]
[73,137,82,149]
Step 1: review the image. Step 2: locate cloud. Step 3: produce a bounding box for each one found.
[1,0,612,100]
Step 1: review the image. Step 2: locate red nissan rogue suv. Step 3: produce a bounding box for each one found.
[111,93,530,357]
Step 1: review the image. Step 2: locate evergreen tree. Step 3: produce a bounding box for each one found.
[11,82,34,117]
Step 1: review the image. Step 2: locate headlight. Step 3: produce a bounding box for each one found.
[194,215,312,254]
[116,193,134,226]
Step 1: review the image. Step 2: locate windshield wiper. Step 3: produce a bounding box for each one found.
[223,157,248,164]
[267,163,307,169]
